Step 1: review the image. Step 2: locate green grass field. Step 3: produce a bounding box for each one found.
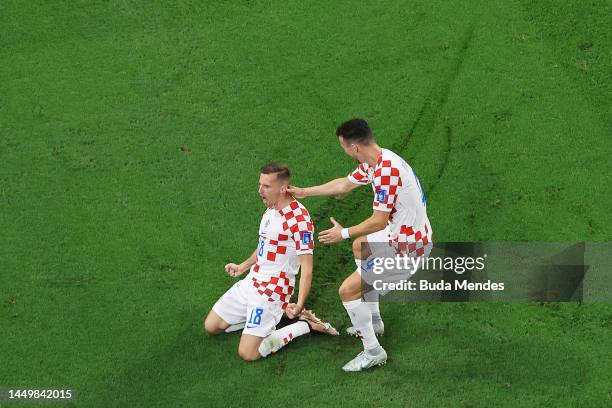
[2,1,612,406]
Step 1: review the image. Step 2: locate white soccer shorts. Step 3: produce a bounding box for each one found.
[212,274,284,338]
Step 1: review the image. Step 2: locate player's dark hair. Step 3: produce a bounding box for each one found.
[260,162,291,182]
[336,118,373,145]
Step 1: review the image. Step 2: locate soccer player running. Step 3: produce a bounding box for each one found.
[287,119,433,372]
[204,163,338,361]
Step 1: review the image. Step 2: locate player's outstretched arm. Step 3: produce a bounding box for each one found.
[285,254,312,319]
[224,249,257,277]
[288,177,358,199]
[318,211,389,244]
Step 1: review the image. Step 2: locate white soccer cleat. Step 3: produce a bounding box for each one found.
[346,321,385,337]
[299,309,339,336]
[342,348,388,372]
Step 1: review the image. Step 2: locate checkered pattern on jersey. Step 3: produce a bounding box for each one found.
[391,224,432,257]
[373,157,402,212]
[348,163,372,185]
[251,271,294,309]
[279,201,314,255]
[264,233,289,262]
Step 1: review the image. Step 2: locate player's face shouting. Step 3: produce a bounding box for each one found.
[258,173,286,208]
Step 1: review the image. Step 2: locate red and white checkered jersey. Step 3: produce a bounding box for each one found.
[248,200,314,308]
[348,148,433,244]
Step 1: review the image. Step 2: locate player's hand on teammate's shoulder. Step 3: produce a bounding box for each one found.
[224,263,245,277]
[318,217,343,244]
[285,303,303,319]
[287,185,306,199]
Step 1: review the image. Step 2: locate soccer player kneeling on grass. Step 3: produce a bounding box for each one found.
[288,119,433,372]
[204,163,338,361]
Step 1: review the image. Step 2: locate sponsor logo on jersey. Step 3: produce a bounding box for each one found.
[376,189,387,203]
[301,231,312,245]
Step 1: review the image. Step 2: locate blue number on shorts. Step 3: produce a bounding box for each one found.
[258,239,265,256]
[413,169,426,204]
[248,307,264,326]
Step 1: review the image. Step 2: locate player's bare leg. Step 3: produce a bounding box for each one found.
[238,334,264,361]
[203,310,230,335]
[204,310,246,335]
[338,271,363,301]
[340,236,387,372]
[345,236,385,336]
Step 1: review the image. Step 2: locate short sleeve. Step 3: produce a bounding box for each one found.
[292,219,314,255]
[372,161,402,212]
[282,202,315,255]
[347,163,372,185]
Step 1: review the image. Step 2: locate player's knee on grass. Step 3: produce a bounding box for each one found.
[203,317,218,335]
[238,344,261,362]
[238,334,264,361]
[203,311,226,335]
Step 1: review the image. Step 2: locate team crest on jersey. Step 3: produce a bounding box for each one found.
[301,231,312,245]
[376,189,387,203]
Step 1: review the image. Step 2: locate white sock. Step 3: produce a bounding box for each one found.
[343,299,380,350]
[354,258,362,271]
[366,293,383,325]
[224,323,245,333]
[258,321,310,357]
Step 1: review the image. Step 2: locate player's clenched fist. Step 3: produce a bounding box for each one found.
[224,263,244,277]
[285,303,303,319]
